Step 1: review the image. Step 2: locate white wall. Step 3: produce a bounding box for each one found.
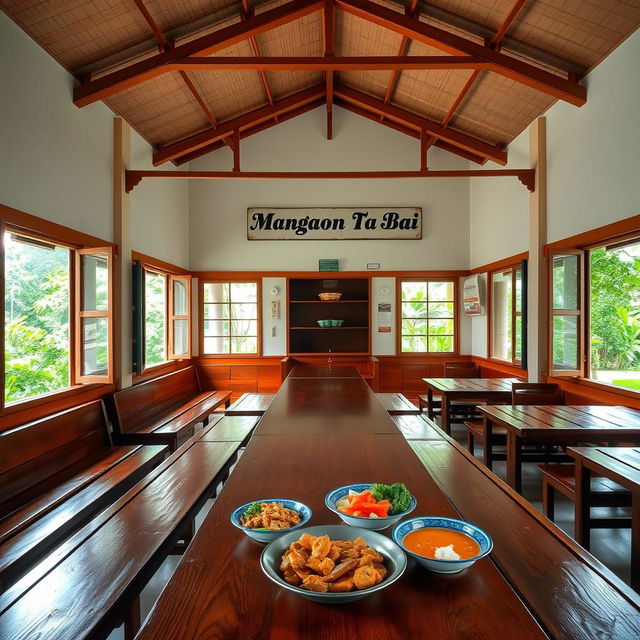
[262,277,287,355]
[188,106,470,272]
[0,12,114,242]
[130,131,190,269]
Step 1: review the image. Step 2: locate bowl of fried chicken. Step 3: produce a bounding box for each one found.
[231,499,312,543]
[260,524,406,603]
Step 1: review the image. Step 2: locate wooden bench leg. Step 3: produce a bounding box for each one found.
[484,419,493,472]
[542,478,555,521]
[467,429,475,454]
[124,595,141,640]
[575,460,592,550]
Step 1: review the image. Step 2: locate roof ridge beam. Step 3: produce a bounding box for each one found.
[74,0,324,107]
[334,84,507,165]
[335,0,586,106]
[153,84,326,165]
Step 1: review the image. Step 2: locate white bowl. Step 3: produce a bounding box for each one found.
[325,483,416,531]
[230,499,312,543]
[392,516,493,573]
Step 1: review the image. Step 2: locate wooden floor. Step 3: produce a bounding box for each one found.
[106,417,633,640]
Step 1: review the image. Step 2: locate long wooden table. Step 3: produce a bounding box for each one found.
[422,377,519,434]
[136,369,640,639]
[479,404,640,493]
[569,446,640,590]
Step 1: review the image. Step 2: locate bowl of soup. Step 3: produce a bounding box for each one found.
[392,516,493,573]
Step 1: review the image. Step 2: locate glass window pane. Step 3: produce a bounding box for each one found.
[402,336,427,353]
[515,269,522,313]
[428,281,453,301]
[4,232,71,403]
[203,283,229,303]
[402,318,427,334]
[82,317,108,376]
[173,319,188,356]
[230,320,257,336]
[429,336,454,352]
[230,303,257,320]
[173,279,188,316]
[231,336,258,354]
[230,282,257,303]
[515,315,523,361]
[204,303,230,320]
[204,320,230,336]
[82,254,108,311]
[428,319,454,335]
[402,302,427,319]
[204,336,229,354]
[401,281,427,302]
[492,271,513,361]
[552,254,579,310]
[145,271,166,366]
[428,302,454,318]
[553,315,579,370]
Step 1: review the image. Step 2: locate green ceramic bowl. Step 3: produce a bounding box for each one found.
[330,319,344,327]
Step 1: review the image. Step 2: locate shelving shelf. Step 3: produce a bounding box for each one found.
[291,326,368,330]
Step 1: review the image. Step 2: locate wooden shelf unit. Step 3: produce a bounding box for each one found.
[287,277,371,355]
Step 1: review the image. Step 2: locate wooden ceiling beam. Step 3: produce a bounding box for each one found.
[169,56,491,71]
[241,0,275,106]
[74,0,324,107]
[324,0,335,140]
[335,0,586,106]
[383,0,418,106]
[334,84,507,164]
[153,84,326,165]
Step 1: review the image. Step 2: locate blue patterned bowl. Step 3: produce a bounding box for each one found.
[325,483,416,531]
[231,499,312,543]
[392,516,493,573]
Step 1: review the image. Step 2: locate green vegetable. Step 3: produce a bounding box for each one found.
[243,502,262,517]
[370,482,412,515]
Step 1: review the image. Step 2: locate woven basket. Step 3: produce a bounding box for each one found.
[318,292,342,301]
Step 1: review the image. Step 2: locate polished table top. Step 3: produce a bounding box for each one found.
[422,377,521,393]
[135,376,640,640]
[287,366,362,378]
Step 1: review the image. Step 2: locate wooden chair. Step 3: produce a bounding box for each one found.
[418,361,481,419]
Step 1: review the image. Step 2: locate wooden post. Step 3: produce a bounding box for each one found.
[233,129,240,172]
[420,128,428,171]
[113,118,133,390]
[528,117,547,382]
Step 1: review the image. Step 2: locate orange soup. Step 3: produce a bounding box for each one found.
[403,528,480,560]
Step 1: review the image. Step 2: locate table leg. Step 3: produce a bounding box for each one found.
[483,417,493,471]
[574,459,592,550]
[631,492,639,592]
[427,389,434,421]
[507,433,523,494]
[441,396,451,435]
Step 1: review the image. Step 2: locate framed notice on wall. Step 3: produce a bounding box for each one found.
[463,275,484,315]
[378,302,392,333]
[247,208,422,240]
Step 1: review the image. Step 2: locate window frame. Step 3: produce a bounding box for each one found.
[396,277,458,357]
[1,217,116,412]
[488,260,527,368]
[199,278,262,358]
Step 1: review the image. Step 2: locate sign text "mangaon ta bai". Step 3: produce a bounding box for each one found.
[246,208,422,240]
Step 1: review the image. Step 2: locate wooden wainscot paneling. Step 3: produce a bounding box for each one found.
[471,356,528,380]
[546,376,640,410]
[133,360,193,385]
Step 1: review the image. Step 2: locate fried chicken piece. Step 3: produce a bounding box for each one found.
[339,548,361,561]
[328,574,355,593]
[283,569,302,585]
[372,562,387,579]
[298,534,316,551]
[328,545,341,562]
[352,536,367,549]
[311,535,331,559]
[353,565,381,590]
[288,548,308,570]
[280,554,291,572]
[266,518,292,530]
[301,575,329,593]
[359,548,384,563]
[322,559,360,583]
[307,556,335,576]
[293,565,312,580]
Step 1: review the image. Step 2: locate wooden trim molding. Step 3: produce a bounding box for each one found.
[469,252,528,275]
[131,251,190,275]
[192,269,469,279]
[471,355,527,378]
[545,376,640,410]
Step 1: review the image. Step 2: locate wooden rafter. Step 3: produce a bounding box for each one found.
[74,0,324,107]
[324,0,335,140]
[241,0,275,106]
[125,168,536,193]
[383,0,418,106]
[441,0,530,129]
[153,84,326,165]
[335,0,586,106]
[334,84,507,164]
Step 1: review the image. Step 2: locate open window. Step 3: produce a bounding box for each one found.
[169,275,191,359]
[549,250,584,377]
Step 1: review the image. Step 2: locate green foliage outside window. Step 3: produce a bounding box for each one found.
[144,271,167,366]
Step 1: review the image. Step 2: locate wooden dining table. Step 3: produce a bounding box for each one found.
[569,446,640,591]
[422,377,520,434]
[134,366,640,639]
[479,404,640,493]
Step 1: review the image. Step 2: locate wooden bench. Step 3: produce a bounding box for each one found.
[376,393,419,415]
[538,463,631,525]
[108,366,231,452]
[225,393,274,416]
[391,414,443,440]
[0,400,167,591]
[0,437,242,640]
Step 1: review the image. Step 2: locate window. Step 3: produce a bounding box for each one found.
[399,279,456,354]
[489,264,526,365]
[201,281,259,355]
[133,262,191,373]
[2,228,113,407]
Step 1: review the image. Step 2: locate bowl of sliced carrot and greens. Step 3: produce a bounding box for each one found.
[325,483,416,531]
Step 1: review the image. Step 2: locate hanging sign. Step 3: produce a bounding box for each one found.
[378,302,392,333]
[247,208,422,240]
[463,275,484,315]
